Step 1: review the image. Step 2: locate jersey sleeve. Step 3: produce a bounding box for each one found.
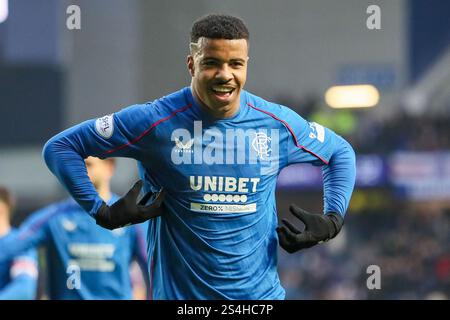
[42,104,154,217]
[0,249,38,300]
[0,207,53,264]
[279,106,356,216]
[279,107,336,166]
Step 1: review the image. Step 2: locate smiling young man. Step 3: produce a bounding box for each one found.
[188,35,248,118]
[42,14,356,299]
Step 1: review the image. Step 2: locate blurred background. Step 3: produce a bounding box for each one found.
[0,0,449,299]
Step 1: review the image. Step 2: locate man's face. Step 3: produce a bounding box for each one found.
[187,38,249,118]
[85,157,114,189]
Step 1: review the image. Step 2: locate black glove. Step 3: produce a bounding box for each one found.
[95,180,165,230]
[276,204,344,253]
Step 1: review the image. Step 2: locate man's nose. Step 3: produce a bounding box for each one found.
[215,64,233,82]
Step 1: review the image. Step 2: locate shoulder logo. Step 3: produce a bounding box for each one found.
[95,114,114,139]
[309,122,325,143]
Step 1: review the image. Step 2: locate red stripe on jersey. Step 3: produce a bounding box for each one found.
[103,103,193,155]
[247,102,329,165]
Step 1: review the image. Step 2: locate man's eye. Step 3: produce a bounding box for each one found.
[231,62,244,67]
[203,61,217,66]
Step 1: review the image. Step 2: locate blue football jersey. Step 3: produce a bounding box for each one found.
[43,87,356,299]
[0,229,38,300]
[0,197,148,300]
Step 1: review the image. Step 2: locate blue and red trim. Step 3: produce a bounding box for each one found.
[246,102,329,165]
[102,103,193,156]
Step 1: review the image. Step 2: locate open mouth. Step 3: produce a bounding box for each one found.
[211,86,235,100]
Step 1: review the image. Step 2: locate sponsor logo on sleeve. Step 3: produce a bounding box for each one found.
[95,114,114,139]
[309,122,325,143]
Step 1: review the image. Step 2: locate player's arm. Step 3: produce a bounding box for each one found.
[277,107,356,253]
[0,207,52,264]
[0,251,38,300]
[42,105,164,229]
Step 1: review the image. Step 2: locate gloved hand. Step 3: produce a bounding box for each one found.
[276,204,344,253]
[95,180,165,230]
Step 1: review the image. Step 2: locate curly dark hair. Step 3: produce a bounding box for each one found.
[190,14,249,43]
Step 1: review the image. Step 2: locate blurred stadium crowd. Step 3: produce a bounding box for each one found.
[348,112,450,153]
[280,96,450,154]
[279,208,450,299]
[275,98,450,299]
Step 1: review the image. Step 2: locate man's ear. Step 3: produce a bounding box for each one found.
[187,55,195,77]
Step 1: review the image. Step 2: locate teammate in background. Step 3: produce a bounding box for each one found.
[0,158,149,300]
[0,187,38,300]
[43,14,356,299]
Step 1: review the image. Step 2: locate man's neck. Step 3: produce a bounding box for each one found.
[0,219,11,237]
[97,185,112,203]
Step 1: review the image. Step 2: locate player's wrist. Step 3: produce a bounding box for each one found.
[324,212,344,240]
[95,202,114,229]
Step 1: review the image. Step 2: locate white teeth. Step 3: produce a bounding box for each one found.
[212,86,233,93]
